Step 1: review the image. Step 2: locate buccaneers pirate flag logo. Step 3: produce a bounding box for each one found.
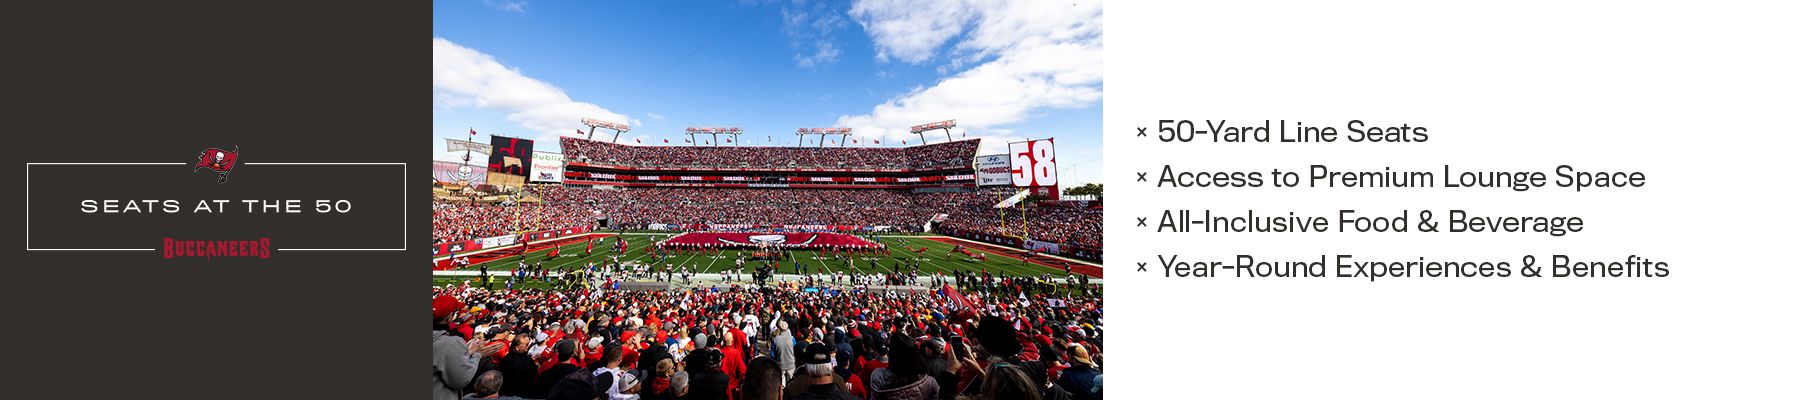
[194,146,239,183]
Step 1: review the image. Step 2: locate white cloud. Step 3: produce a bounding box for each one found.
[433,37,629,145]
[795,41,841,68]
[483,0,527,13]
[848,0,977,64]
[783,0,849,68]
[838,0,1102,155]
[645,112,666,121]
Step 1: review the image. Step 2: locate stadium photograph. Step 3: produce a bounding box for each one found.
[431,2,1101,400]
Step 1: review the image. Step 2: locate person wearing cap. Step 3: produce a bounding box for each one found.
[684,348,730,400]
[854,330,890,396]
[437,294,504,400]
[637,330,673,383]
[481,324,514,365]
[1055,344,1100,400]
[771,320,797,383]
[530,339,585,399]
[585,337,608,368]
[619,330,643,370]
[785,342,858,400]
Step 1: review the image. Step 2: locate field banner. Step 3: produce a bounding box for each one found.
[661,232,879,249]
[446,138,492,155]
[478,234,519,249]
[433,161,487,185]
[993,188,1031,208]
[1023,239,1063,254]
[1008,138,1056,187]
[974,154,1012,186]
[530,151,564,183]
[431,239,484,257]
[486,135,533,188]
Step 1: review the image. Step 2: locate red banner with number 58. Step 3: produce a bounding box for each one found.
[1009,138,1057,187]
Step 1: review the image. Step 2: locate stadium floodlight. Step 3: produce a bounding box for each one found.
[686,127,742,146]
[796,127,853,147]
[582,118,631,143]
[909,119,957,144]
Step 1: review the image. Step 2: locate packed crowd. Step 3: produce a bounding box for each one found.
[435,200,601,244]
[434,186,1102,261]
[436,188,979,244]
[936,206,1102,257]
[590,187,948,230]
[559,138,981,171]
[432,282,1102,400]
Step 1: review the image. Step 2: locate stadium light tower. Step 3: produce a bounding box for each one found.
[910,119,956,144]
[581,118,631,143]
[796,127,853,148]
[686,127,741,147]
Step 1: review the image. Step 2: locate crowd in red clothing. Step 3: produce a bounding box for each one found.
[936,205,1102,255]
[559,137,981,171]
[433,200,599,244]
[433,186,1102,261]
[431,281,1102,400]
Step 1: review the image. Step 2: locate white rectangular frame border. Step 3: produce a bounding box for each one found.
[24,162,408,252]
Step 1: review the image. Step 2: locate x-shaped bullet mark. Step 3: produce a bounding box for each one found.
[1136,262,1147,272]
[1136,127,1148,137]
[1136,172,1147,182]
[1137,217,1147,227]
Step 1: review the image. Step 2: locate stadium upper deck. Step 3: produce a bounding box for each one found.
[559,137,980,172]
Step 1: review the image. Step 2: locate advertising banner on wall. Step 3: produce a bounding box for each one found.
[530,151,563,183]
[1023,239,1063,254]
[974,154,1013,186]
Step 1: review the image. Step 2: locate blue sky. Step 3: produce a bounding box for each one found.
[433,0,1104,185]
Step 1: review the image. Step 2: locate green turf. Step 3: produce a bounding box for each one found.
[445,233,1087,279]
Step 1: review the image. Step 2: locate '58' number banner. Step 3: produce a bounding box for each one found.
[1009,138,1056,187]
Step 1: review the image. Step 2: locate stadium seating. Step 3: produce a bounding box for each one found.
[435,139,1100,261]
[433,186,1101,260]
[560,137,980,170]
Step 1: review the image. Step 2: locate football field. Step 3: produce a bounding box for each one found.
[436,233,1097,283]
